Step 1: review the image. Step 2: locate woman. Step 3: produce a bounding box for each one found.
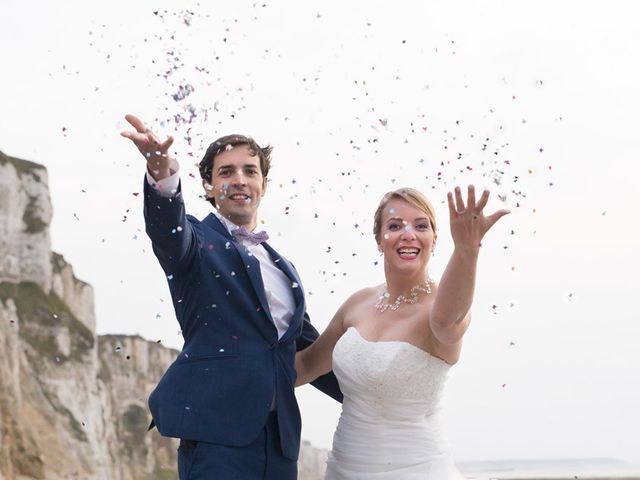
[295,185,509,479]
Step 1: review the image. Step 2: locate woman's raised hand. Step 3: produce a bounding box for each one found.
[447,185,510,252]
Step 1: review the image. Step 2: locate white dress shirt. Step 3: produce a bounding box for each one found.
[146,170,295,339]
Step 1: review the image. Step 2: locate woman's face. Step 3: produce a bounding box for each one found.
[377,198,436,276]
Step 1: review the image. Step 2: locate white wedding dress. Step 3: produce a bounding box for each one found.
[325,327,465,480]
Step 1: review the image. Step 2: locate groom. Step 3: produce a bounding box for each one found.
[121,115,342,479]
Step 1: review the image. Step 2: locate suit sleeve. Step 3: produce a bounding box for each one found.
[297,313,344,403]
[143,176,199,275]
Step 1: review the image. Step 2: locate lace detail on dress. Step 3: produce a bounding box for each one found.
[333,327,449,411]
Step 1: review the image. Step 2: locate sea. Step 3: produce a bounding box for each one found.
[458,458,640,479]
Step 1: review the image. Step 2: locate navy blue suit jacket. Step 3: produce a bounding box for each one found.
[143,179,342,460]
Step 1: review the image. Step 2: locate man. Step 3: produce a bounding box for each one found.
[121,115,342,479]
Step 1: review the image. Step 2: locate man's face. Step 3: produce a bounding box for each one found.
[203,145,267,229]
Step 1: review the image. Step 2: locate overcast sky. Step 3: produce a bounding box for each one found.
[2,0,639,465]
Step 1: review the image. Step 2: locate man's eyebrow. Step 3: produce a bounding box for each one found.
[214,165,259,176]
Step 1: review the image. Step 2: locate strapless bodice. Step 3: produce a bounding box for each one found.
[325,327,464,480]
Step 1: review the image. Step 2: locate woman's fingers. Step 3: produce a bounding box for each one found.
[454,186,465,212]
[486,209,511,230]
[449,186,505,227]
[447,191,457,219]
[476,189,490,212]
[467,185,476,210]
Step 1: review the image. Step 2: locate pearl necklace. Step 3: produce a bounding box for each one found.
[375,279,433,313]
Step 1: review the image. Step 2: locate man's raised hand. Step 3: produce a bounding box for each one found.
[120,114,176,181]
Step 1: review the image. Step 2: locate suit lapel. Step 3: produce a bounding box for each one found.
[235,246,275,326]
[202,215,306,341]
[203,214,275,326]
[262,242,305,342]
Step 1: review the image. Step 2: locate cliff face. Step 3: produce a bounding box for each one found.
[0,149,179,479]
[0,151,327,480]
[0,282,179,480]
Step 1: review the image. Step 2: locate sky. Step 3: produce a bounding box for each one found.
[1,0,639,465]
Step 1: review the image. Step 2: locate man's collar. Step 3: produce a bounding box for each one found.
[212,210,238,234]
[212,211,268,247]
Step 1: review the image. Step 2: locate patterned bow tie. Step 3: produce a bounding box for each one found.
[232,226,269,246]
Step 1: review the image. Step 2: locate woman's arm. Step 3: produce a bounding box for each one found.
[295,303,346,387]
[430,186,509,345]
[430,247,478,345]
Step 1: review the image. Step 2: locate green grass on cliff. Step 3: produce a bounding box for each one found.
[50,253,89,286]
[0,281,94,363]
[152,467,178,480]
[123,404,148,435]
[0,281,94,443]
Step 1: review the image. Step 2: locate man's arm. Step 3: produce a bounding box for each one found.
[297,313,343,403]
[122,114,198,272]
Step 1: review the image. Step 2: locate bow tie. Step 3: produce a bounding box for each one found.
[232,226,269,246]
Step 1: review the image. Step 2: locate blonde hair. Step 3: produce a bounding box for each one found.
[373,188,437,244]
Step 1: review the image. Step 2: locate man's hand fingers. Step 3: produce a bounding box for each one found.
[121,130,150,145]
[160,136,174,151]
[124,114,147,133]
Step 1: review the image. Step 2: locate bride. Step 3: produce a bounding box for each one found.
[295,185,509,479]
